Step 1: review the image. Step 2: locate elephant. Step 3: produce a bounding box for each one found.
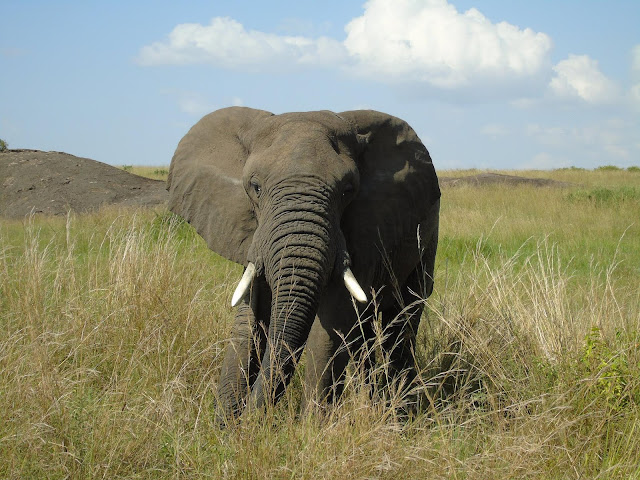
[167,106,440,421]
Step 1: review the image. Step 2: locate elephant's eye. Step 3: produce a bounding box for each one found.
[343,183,355,197]
[250,179,262,197]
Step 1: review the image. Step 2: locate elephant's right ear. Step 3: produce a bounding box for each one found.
[167,107,273,265]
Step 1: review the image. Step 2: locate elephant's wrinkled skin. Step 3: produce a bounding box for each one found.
[167,107,440,421]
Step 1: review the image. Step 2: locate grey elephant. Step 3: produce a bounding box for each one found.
[167,107,440,421]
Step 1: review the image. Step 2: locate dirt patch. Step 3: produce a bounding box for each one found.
[1,150,168,219]
[439,172,573,188]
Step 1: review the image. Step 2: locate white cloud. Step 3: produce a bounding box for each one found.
[136,17,346,69]
[137,1,552,90]
[549,54,619,104]
[136,2,635,112]
[343,0,552,87]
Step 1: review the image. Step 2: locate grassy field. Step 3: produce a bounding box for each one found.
[1,168,639,478]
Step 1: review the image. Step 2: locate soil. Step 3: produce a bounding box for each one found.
[1,150,168,219]
[0,150,571,219]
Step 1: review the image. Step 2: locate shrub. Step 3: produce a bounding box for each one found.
[595,165,622,171]
[627,166,640,172]
[579,326,637,410]
[556,166,585,171]
[121,165,133,172]
[0,138,8,152]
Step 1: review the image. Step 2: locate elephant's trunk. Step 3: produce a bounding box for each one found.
[248,182,335,408]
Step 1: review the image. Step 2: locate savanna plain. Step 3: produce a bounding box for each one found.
[1,167,639,479]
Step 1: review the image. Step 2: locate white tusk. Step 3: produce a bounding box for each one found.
[231,262,256,307]
[343,268,367,303]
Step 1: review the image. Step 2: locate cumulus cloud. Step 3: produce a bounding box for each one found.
[137,1,552,89]
[549,54,619,104]
[137,17,346,69]
[343,0,552,87]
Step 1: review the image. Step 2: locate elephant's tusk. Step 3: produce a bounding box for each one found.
[343,268,367,303]
[231,262,256,307]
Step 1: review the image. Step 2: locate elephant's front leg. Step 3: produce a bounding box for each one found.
[378,264,431,415]
[380,300,424,390]
[216,279,269,423]
[303,288,374,410]
[381,221,438,401]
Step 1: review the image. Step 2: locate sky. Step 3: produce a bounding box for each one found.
[1,0,639,170]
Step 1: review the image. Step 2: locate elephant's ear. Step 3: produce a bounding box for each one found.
[338,110,441,284]
[167,107,273,265]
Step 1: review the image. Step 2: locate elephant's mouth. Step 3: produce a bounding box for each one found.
[230,255,367,307]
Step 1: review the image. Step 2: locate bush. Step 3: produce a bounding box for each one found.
[0,138,8,152]
[595,165,622,171]
[579,326,637,410]
[627,166,640,172]
[556,166,585,171]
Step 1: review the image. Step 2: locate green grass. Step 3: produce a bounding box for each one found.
[1,169,639,478]
[566,186,640,207]
[118,165,171,181]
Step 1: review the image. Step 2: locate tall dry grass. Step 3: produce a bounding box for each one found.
[1,170,639,478]
[0,212,238,477]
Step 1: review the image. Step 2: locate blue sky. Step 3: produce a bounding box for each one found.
[1,1,639,170]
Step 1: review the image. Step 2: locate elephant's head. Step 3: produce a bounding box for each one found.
[167,107,440,417]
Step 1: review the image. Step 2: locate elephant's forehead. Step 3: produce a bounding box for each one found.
[252,111,352,141]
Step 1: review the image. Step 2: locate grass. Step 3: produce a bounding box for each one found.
[566,186,640,207]
[119,165,171,181]
[1,168,639,478]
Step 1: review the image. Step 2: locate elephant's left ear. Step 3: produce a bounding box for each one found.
[338,110,441,279]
